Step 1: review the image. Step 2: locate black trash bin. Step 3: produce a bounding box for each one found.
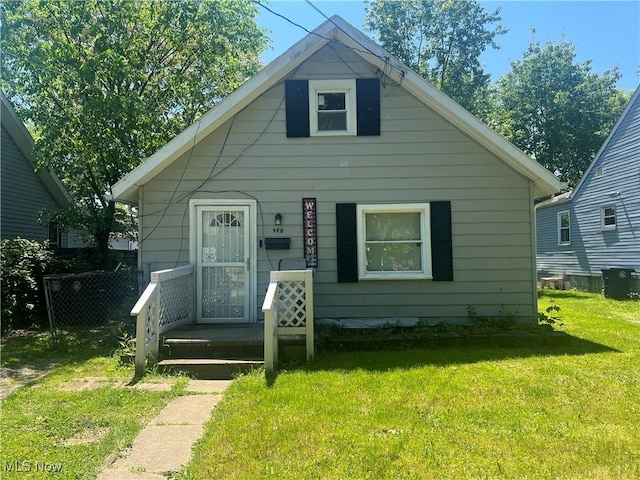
[601,267,635,300]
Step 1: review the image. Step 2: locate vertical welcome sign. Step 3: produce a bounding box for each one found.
[303,198,318,267]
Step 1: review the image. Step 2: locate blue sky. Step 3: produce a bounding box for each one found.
[256,1,640,91]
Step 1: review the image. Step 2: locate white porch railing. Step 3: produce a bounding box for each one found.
[131,264,194,377]
[262,269,314,374]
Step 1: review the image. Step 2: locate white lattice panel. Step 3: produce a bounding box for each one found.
[157,273,193,330]
[276,280,307,327]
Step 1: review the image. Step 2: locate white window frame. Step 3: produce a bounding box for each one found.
[356,203,432,280]
[308,79,357,136]
[557,211,571,246]
[601,205,617,230]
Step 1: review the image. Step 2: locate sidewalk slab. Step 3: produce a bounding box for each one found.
[186,379,233,393]
[98,386,229,479]
[111,425,204,472]
[151,394,221,425]
[96,469,167,480]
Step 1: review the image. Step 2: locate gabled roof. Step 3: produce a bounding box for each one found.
[537,85,640,210]
[1,90,72,208]
[568,85,640,201]
[111,15,561,205]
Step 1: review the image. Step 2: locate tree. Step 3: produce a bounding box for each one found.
[1,0,268,262]
[364,0,506,118]
[490,40,628,188]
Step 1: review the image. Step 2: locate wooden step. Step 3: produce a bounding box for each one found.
[156,358,264,380]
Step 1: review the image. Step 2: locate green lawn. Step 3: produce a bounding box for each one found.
[0,326,185,480]
[181,291,640,480]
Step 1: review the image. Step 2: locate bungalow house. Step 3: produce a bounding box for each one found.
[536,86,640,294]
[1,90,71,244]
[112,16,560,334]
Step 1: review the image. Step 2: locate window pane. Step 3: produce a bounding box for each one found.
[366,212,421,241]
[366,243,422,272]
[318,111,347,131]
[603,207,616,226]
[202,210,245,263]
[560,214,569,228]
[318,92,345,110]
[560,229,570,243]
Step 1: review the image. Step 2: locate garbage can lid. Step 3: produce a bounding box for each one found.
[601,266,637,271]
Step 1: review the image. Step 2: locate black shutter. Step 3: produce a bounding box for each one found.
[285,80,310,137]
[430,201,453,281]
[336,203,358,283]
[356,78,380,136]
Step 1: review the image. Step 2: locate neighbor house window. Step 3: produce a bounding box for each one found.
[601,205,616,230]
[558,211,571,245]
[356,203,431,280]
[48,222,60,248]
[308,79,357,136]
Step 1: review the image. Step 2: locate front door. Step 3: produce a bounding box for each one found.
[194,203,254,323]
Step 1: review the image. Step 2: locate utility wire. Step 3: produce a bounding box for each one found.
[251,0,406,79]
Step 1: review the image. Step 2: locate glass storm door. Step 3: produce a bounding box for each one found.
[196,206,251,323]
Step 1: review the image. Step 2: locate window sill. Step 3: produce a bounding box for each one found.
[310,130,356,137]
[359,273,432,281]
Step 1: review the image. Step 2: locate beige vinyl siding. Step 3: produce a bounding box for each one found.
[139,44,535,323]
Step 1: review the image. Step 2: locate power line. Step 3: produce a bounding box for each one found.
[251,0,406,80]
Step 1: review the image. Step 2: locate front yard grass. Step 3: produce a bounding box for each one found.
[181,290,640,480]
[0,325,185,480]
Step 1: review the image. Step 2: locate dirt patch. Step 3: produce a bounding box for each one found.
[0,363,60,400]
[58,426,111,446]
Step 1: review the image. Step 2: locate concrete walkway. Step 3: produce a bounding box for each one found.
[97,379,233,480]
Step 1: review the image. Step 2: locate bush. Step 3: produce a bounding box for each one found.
[1,238,54,333]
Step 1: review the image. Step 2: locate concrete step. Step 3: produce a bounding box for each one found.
[156,358,264,380]
[161,339,263,361]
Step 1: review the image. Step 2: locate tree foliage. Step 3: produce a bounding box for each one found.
[490,40,628,188]
[1,238,54,332]
[364,0,506,118]
[1,0,268,260]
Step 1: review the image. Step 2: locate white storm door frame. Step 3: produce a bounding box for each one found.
[189,199,257,323]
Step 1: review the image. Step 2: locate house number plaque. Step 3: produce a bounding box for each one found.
[303,198,318,267]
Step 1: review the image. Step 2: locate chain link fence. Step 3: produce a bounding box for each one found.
[43,269,140,337]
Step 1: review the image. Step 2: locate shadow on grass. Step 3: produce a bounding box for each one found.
[1,321,125,370]
[284,332,620,377]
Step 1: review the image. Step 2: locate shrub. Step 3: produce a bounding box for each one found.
[1,238,53,333]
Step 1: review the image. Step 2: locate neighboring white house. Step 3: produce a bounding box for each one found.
[112,16,560,327]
